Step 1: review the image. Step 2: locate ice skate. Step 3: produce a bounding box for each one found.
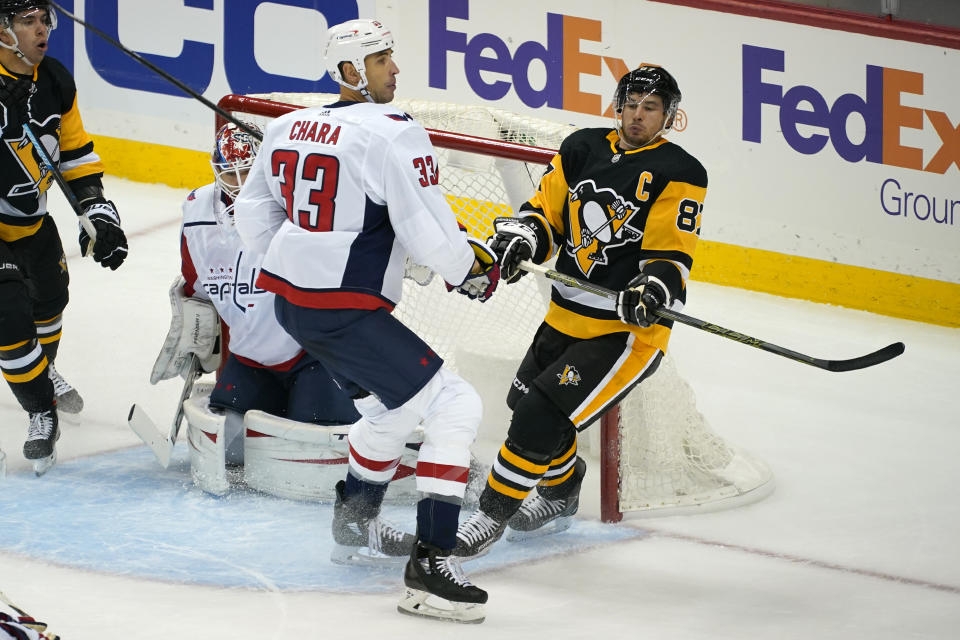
[398,541,487,623]
[452,509,506,559]
[23,409,60,477]
[506,457,586,542]
[49,364,83,416]
[330,480,415,564]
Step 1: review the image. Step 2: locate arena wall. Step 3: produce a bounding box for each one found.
[52,0,959,326]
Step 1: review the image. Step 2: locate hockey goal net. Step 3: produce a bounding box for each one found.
[216,93,773,521]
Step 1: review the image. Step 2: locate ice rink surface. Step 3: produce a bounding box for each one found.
[0,177,958,639]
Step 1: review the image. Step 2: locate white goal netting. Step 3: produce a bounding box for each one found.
[221,92,773,519]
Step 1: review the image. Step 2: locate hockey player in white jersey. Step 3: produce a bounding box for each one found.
[0,590,58,639]
[151,122,359,468]
[235,19,499,623]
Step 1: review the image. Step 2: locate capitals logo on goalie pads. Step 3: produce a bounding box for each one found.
[151,276,222,383]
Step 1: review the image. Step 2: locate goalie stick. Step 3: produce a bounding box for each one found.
[517,260,905,372]
[127,355,201,468]
[22,122,96,256]
[48,2,261,142]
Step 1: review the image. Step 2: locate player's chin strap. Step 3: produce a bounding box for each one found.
[0,33,37,67]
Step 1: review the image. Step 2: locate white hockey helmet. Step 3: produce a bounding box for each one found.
[323,19,394,91]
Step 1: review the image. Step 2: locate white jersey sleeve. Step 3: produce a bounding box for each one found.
[380,124,474,286]
[235,148,287,256]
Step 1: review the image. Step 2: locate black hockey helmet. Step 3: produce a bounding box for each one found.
[0,0,54,28]
[613,64,681,122]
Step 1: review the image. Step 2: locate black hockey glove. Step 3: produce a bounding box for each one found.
[489,216,538,284]
[447,239,500,303]
[79,201,128,270]
[0,76,31,128]
[616,274,670,327]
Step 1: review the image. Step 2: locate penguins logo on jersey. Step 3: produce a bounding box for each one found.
[566,179,642,276]
[3,116,59,209]
[557,364,581,386]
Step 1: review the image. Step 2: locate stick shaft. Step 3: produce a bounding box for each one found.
[517,260,903,372]
[22,122,96,253]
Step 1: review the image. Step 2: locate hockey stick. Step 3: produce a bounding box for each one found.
[21,122,96,257]
[127,355,201,468]
[48,2,262,141]
[517,260,905,372]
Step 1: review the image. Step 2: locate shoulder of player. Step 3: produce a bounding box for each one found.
[652,140,708,187]
[266,102,422,142]
[560,127,610,150]
[35,56,76,106]
[181,183,218,226]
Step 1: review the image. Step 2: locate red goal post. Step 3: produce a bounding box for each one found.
[216,93,774,522]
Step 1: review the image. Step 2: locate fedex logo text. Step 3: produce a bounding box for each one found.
[428,0,633,116]
[742,45,960,174]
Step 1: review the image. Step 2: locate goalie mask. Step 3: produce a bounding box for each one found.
[612,65,682,145]
[323,19,394,95]
[211,121,262,225]
[0,0,56,66]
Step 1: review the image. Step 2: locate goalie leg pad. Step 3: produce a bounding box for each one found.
[184,391,229,496]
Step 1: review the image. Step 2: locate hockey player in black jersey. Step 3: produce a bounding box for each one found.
[0,0,128,475]
[455,65,708,557]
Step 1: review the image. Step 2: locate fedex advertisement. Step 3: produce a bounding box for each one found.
[51,0,958,319]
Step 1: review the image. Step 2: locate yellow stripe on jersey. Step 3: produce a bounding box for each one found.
[0,340,31,351]
[60,94,104,181]
[60,94,94,154]
[641,180,706,258]
[544,302,673,352]
[487,472,533,500]
[37,330,62,345]
[539,465,576,487]
[550,440,577,467]
[2,356,48,383]
[571,341,662,427]
[0,218,44,242]
[498,443,550,475]
[525,154,568,239]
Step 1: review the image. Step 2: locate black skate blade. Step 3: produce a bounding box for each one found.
[505,515,574,542]
[397,587,485,624]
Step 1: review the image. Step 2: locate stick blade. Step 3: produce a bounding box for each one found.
[127,403,174,468]
[826,342,905,372]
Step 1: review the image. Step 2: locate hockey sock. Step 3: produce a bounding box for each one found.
[416,495,461,550]
[344,470,389,512]
[537,435,581,500]
[34,314,63,362]
[0,338,54,413]
[480,439,551,521]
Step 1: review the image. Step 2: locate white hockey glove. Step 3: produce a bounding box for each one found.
[150,277,222,384]
[489,216,538,284]
[616,274,670,328]
[446,239,500,303]
[403,256,435,286]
